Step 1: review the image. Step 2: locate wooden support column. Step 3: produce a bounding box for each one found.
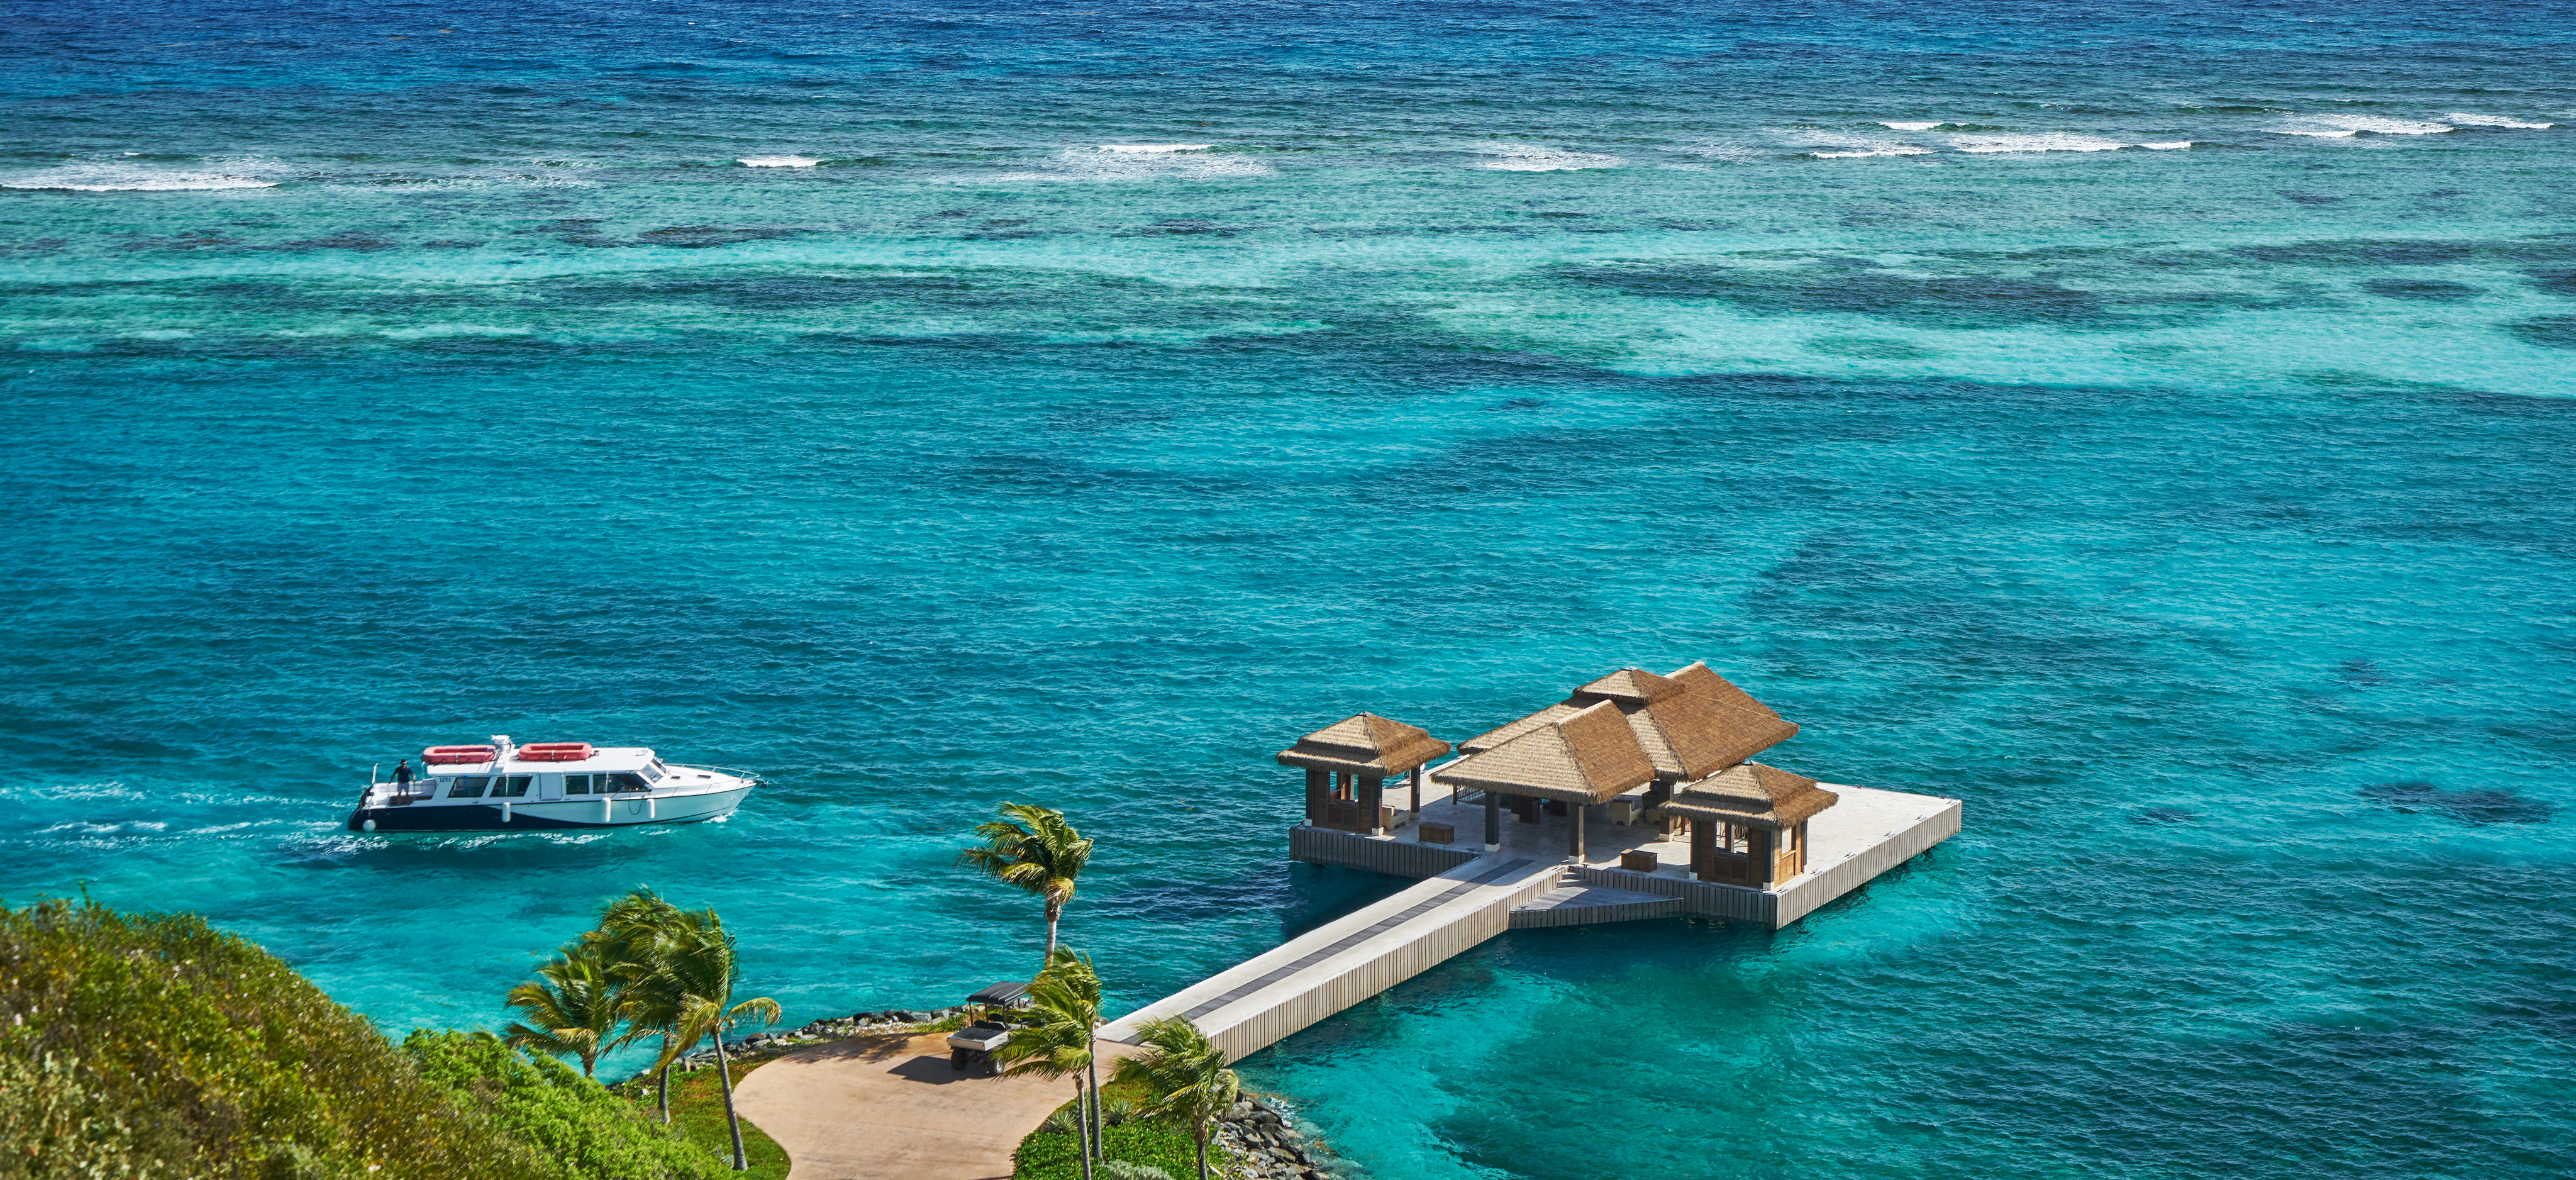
[1304,769,1328,826]
[1408,765,1423,816]
[1483,790,1502,851]
[1691,820,1715,881]
[1568,801,1585,860]
[1750,827,1777,888]
[1360,776,1385,836]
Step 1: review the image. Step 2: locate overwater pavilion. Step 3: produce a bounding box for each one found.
[1430,699,1656,856]
[1275,713,1453,836]
[1284,662,1846,886]
[1663,762,1840,886]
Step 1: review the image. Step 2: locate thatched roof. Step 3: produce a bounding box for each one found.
[1458,660,1802,781]
[1275,713,1452,777]
[1430,701,1654,804]
[1626,690,1768,782]
[1665,762,1839,830]
[1666,662,1795,728]
[1458,702,1581,755]
[1570,668,1688,707]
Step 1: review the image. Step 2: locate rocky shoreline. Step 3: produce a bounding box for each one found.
[1213,1095,1336,1180]
[631,1007,1341,1177]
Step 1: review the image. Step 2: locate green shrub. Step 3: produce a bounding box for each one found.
[0,898,731,1180]
[608,1057,789,1180]
[1099,1163,1176,1180]
[1014,1122,1230,1180]
[401,1031,723,1180]
[0,896,548,1179]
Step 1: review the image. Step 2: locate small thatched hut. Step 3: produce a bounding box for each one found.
[1275,713,1452,835]
[1663,762,1838,886]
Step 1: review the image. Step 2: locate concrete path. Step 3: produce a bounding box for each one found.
[1099,854,1564,1062]
[733,1032,1128,1180]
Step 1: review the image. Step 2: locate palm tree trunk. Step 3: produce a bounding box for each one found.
[1044,898,1062,964]
[1074,1080,1094,1180]
[714,1033,749,1171]
[657,1035,674,1124]
[1084,1045,1102,1170]
[1194,1126,1210,1180]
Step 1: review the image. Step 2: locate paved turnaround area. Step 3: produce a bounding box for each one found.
[733,1031,1131,1180]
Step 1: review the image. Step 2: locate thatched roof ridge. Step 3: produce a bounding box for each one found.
[1570,668,1688,707]
[1668,762,1839,828]
[1458,702,1581,755]
[1626,690,1759,782]
[1430,701,1654,804]
[1666,662,1794,727]
[1275,713,1452,777]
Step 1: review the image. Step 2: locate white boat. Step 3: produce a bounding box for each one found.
[347,735,758,833]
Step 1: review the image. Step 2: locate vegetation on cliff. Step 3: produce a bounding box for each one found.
[0,896,722,1179]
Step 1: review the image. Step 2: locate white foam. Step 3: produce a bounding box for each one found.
[2140,141,2193,150]
[1948,132,2129,153]
[983,147,1272,182]
[3,161,277,191]
[1787,132,1935,159]
[39,820,170,835]
[2442,113,2553,129]
[1879,121,1943,131]
[737,155,820,167]
[2273,114,2453,138]
[1478,145,1624,171]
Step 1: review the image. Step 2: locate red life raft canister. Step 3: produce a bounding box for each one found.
[423,745,499,765]
[518,742,596,762]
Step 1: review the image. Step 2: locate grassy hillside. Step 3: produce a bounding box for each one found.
[0,897,724,1180]
[614,1056,791,1180]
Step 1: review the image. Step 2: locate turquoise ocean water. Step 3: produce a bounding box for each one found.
[4,1,2574,1174]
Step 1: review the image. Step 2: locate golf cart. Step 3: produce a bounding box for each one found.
[947,981,1032,1076]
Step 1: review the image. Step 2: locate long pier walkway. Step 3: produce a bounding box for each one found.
[1099,854,1564,1061]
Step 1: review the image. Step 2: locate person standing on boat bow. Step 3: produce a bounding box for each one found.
[392,758,413,794]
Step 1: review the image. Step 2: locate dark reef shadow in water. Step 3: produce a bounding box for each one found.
[2360,781,2556,825]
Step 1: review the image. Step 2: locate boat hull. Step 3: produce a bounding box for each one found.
[346,786,752,833]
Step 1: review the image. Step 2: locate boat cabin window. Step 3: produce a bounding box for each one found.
[644,762,667,782]
[565,774,596,795]
[487,775,533,798]
[606,772,652,793]
[447,777,489,799]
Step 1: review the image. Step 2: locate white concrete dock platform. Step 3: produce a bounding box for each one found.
[1099,854,1564,1062]
[1293,777,1961,929]
[1104,772,1956,1064]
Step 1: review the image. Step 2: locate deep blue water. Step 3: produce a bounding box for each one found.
[4,1,2575,1176]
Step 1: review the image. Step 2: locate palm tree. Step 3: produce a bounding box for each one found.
[502,939,628,1077]
[999,947,1104,1180]
[958,802,1092,968]
[592,888,688,1122]
[624,904,780,1171]
[1110,1016,1240,1180]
